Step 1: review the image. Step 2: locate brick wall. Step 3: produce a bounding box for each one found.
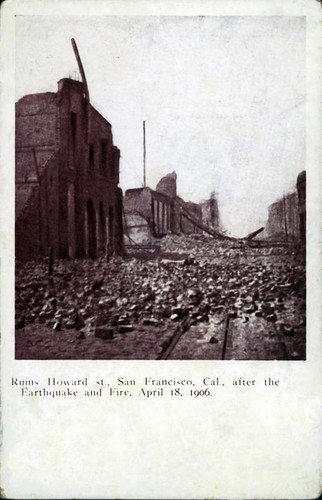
[123,173,203,242]
[156,171,177,198]
[296,171,306,243]
[175,198,203,234]
[16,78,123,261]
[262,192,300,241]
[200,196,220,231]
[123,187,172,242]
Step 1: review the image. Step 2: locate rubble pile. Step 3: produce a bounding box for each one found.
[16,235,306,357]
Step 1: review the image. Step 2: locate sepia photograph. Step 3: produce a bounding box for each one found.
[15,15,306,360]
[2,2,321,499]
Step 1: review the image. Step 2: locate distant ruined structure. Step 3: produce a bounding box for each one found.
[123,172,203,243]
[200,192,221,232]
[155,171,177,199]
[296,170,306,243]
[260,171,306,243]
[15,41,123,261]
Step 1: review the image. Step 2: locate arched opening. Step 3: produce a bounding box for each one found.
[87,199,96,258]
[99,202,107,252]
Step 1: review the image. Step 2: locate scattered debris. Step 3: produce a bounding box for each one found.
[15,234,306,360]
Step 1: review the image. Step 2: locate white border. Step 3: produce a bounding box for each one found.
[1,1,321,499]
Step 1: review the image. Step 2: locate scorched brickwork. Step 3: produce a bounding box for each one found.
[16,78,123,261]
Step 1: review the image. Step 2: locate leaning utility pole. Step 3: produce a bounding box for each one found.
[143,120,146,187]
[71,38,90,102]
[71,38,90,141]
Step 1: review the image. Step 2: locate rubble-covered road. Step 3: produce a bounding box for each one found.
[15,235,306,360]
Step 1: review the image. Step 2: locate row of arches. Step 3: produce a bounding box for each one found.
[65,182,120,259]
[86,199,114,258]
[152,198,171,236]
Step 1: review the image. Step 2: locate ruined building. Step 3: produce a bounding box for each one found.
[123,172,203,243]
[16,78,123,260]
[263,193,299,240]
[200,192,221,232]
[260,171,306,242]
[296,170,306,243]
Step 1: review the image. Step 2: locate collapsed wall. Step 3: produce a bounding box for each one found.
[16,79,123,261]
[156,171,177,198]
[297,170,306,243]
[123,187,172,244]
[123,171,203,243]
[263,192,299,240]
[200,193,221,232]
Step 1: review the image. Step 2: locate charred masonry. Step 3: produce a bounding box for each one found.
[260,171,306,243]
[123,172,212,244]
[15,77,123,261]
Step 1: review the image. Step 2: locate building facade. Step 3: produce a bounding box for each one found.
[260,172,306,243]
[263,192,300,241]
[123,172,202,243]
[200,193,221,232]
[296,170,306,243]
[16,78,123,261]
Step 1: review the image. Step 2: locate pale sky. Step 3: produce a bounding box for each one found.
[15,16,305,236]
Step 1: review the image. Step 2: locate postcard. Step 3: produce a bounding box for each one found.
[1,0,321,498]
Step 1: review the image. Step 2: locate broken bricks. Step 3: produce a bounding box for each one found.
[15,234,305,360]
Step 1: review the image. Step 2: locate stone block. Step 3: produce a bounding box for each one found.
[95,326,114,339]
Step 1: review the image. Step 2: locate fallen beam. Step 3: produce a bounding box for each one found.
[245,227,264,240]
[178,204,237,241]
